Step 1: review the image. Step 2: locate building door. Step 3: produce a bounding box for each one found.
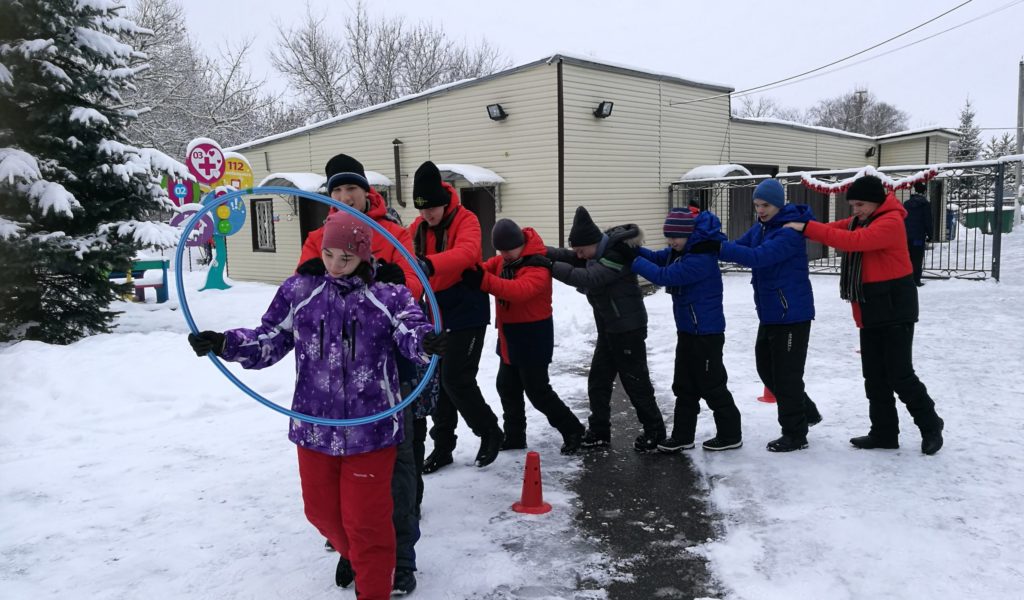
[299,196,330,246]
[460,187,497,259]
[787,166,828,261]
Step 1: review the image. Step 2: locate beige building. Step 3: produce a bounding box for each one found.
[223,53,956,284]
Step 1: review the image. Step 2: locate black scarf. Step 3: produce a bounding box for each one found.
[839,216,872,303]
[496,256,525,308]
[663,250,685,295]
[414,206,459,256]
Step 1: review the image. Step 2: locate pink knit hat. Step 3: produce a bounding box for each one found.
[321,211,373,263]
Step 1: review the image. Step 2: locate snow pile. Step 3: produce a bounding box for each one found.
[679,164,754,181]
[436,163,505,185]
[258,172,326,191]
[258,171,393,192]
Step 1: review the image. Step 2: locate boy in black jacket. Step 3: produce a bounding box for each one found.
[544,206,667,451]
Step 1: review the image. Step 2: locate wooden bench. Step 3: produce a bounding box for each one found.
[109,259,170,303]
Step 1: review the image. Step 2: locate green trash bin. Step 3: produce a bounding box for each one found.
[963,208,989,231]
[994,206,1015,234]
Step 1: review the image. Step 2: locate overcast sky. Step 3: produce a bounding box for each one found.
[179,0,1023,142]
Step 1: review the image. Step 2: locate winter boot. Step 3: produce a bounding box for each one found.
[500,432,527,451]
[702,436,743,451]
[921,417,944,455]
[633,427,666,453]
[656,435,695,454]
[806,411,823,427]
[475,427,504,467]
[766,435,808,453]
[580,428,610,448]
[335,555,355,588]
[849,435,899,450]
[560,429,584,455]
[392,568,417,595]
[422,448,454,474]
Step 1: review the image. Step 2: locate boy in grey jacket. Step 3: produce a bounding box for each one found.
[544,206,666,451]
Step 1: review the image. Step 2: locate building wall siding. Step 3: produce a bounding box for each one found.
[225,65,559,284]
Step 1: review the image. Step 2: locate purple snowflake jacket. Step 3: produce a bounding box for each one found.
[220,273,434,457]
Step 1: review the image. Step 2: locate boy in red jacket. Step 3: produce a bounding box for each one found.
[785,175,944,455]
[409,161,503,473]
[461,219,586,454]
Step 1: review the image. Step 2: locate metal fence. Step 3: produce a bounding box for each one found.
[669,159,1022,281]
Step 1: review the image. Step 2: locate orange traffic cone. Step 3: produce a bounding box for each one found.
[757,386,777,403]
[512,451,552,514]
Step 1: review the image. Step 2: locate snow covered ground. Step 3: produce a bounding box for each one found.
[2,233,1023,599]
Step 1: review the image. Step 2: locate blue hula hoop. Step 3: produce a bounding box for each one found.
[174,186,441,427]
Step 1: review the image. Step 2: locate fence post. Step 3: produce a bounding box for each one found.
[992,162,1004,282]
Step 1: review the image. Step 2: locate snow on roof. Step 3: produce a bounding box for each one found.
[257,171,393,192]
[875,126,960,141]
[436,164,505,185]
[227,53,735,153]
[546,51,733,92]
[257,173,325,192]
[679,164,753,181]
[227,79,472,152]
[737,117,875,140]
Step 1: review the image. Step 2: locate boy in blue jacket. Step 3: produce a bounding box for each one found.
[631,207,742,451]
[690,179,822,452]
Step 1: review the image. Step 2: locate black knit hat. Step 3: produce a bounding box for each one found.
[324,153,369,192]
[847,175,887,204]
[568,206,603,247]
[413,161,449,209]
[913,181,927,194]
[492,218,525,251]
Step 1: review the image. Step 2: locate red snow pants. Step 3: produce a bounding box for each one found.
[297,445,397,599]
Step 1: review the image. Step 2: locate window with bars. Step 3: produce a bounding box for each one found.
[251,198,276,252]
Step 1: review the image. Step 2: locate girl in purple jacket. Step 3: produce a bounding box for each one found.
[188,211,446,599]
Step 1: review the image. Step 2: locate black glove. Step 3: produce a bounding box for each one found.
[520,255,553,270]
[603,243,637,267]
[296,257,326,276]
[374,260,406,285]
[688,240,721,254]
[461,265,485,291]
[415,256,434,277]
[421,331,448,356]
[612,242,638,261]
[188,331,225,357]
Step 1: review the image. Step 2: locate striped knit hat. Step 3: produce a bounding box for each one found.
[664,207,697,238]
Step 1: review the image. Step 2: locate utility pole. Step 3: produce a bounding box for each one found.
[854,89,868,134]
[1016,59,1023,225]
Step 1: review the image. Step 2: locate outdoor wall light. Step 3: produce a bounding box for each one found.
[486,104,508,121]
[865,146,877,158]
[593,101,614,118]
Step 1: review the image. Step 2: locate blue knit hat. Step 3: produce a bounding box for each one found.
[664,207,697,238]
[753,179,785,209]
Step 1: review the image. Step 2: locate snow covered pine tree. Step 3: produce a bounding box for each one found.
[0,0,189,344]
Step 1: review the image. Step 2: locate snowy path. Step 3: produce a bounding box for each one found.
[3,234,1024,599]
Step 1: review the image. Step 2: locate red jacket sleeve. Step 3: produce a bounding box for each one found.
[481,266,550,303]
[803,213,902,253]
[297,228,323,268]
[428,212,482,287]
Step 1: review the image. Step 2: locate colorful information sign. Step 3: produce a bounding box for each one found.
[186,138,225,186]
